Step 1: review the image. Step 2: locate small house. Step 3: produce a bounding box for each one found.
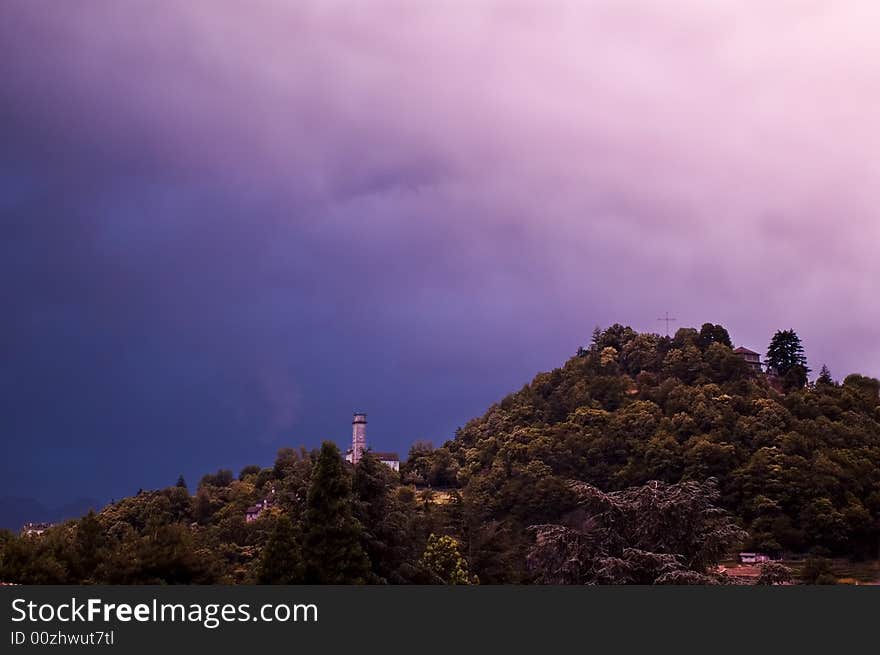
[739,552,770,564]
[373,452,401,472]
[734,347,763,374]
[245,503,264,523]
[245,487,276,523]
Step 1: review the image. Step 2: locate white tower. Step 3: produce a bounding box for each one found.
[351,412,367,464]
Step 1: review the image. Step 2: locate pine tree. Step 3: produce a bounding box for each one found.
[817,364,834,386]
[353,451,391,527]
[301,441,370,584]
[257,516,303,584]
[176,474,187,489]
[766,329,810,389]
[353,451,418,581]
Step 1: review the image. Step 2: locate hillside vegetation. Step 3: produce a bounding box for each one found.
[1,324,878,584]
[427,325,880,567]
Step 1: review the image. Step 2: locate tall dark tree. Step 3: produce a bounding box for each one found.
[302,442,370,584]
[766,329,810,388]
[73,510,106,581]
[257,516,303,584]
[176,474,187,489]
[354,451,420,581]
[354,451,392,526]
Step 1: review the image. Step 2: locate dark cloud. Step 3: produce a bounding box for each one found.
[1,1,877,506]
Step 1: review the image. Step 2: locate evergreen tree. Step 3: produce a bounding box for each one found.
[766,329,810,388]
[354,451,412,581]
[257,516,303,584]
[302,441,370,584]
[353,451,391,527]
[176,474,187,489]
[817,364,834,386]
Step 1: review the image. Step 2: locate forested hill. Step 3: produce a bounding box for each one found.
[423,324,880,562]
[1,324,878,585]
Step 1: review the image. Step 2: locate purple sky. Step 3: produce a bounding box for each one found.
[2,1,878,507]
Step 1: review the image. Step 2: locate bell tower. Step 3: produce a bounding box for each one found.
[351,412,367,464]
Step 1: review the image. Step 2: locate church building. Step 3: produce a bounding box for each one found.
[344,413,400,471]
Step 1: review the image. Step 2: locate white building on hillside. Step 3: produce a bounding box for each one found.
[344,413,400,471]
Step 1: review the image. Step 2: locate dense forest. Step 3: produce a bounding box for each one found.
[2,324,878,584]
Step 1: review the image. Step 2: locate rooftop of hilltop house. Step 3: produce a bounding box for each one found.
[733,346,767,377]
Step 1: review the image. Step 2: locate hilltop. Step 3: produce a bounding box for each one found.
[421,324,880,568]
[1,323,878,584]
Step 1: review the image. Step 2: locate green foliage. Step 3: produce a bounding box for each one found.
[755,561,792,585]
[273,448,300,479]
[353,451,418,582]
[436,323,880,574]
[72,511,106,582]
[527,479,744,584]
[257,516,303,584]
[239,465,262,481]
[105,523,217,584]
[766,329,810,389]
[698,323,732,350]
[842,374,880,409]
[301,442,370,584]
[199,469,234,489]
[801,557,837,585]
[2,322,877,586]
[419,534,476,584]
[401,440,434,485]
[816,365,834,386]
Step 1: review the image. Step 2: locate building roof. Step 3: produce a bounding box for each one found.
[245,505,263,514]
[372,452,400,461]
[733,346,760,356]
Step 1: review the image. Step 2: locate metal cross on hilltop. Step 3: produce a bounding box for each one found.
[657,312,677,337]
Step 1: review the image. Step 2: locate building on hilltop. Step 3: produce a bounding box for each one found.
[347,412,368,465]
[734,346,763,374]
[244,486,276,523]
[372,452,401,472]
[344,412,399,471]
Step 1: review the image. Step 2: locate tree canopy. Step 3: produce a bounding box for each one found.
[2,322,877,585]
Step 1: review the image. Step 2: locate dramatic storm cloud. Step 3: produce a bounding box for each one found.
[1,1,878,507]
